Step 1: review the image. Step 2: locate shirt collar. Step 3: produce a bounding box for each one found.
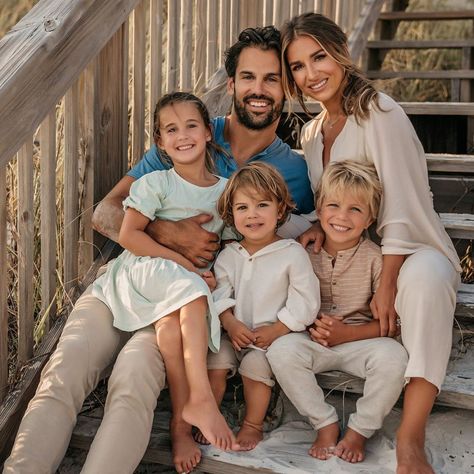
[320,236,365,260]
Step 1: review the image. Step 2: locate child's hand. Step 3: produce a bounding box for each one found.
[253,322,290,350]
[224,318,256,351]
[308,314,348,347]
[201,271,216,291]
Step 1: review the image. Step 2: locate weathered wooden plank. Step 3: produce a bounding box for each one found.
[285,100,474,115]
[206,0,219,85]
[71,414,275,473]
[166,0,179,91]
[149,0,163,148]
[347,0,386,61]
[368,70,474,80]
[440,213,474,239]
[229,0,239,44]
[193,0,207,92]
[263,0,273,25]
[180,0,193,90]
[0,164,7,402]
[218,0,230,65]
[132,0,146,164]
[64,83,80,293]
[17,141,34,366]
[0,0,141,169]
[367,39,474,49]
[379,10,474,21]
[426,154,474,173]
[39,111,57,333]
[0,240,118,462]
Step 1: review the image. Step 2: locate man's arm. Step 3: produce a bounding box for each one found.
[92,174,220,267]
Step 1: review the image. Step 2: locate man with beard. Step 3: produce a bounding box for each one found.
[4,27,313,474]
[93,26,314,262]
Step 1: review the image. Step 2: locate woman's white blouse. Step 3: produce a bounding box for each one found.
[301,92,460,271]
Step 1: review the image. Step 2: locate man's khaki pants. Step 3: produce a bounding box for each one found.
[4,284,166,474]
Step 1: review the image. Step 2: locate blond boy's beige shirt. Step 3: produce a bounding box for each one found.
[301,92,460,272]
[308,238,382,325]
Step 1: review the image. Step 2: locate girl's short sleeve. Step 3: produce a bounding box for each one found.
[123,171,168,221]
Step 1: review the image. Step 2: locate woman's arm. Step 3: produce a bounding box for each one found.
[297,221,326,253]
[119,208,197,273]
[370,254,405,337]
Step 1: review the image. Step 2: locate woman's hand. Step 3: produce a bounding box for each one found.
[370,280,398,337]
[297,221,325,253]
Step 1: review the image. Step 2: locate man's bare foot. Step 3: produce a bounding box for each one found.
[397,437,434,474]
[308,422,339,460]
[236,419,263,451]
[193,428,210,445]
[336,427,367,463]
[171,421,201,473]
[182,397,240,451]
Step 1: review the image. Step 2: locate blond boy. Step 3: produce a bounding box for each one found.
[267,160,408,464]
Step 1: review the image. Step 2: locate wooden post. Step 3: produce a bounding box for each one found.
[263,0,273,25]
[17,141,34,366]
[132,1,146,165]
[180,0,193,90]
[219,0,230,66]
[194,0,207,92]
[206,0,218,84]
[39,111,57,331]
[64,82,80,293]
[0,163,7,401]
[149,0,163,147]
[230,0,239,44]
[167,0,180,91]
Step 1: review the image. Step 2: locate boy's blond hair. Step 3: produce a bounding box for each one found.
[218,162,295,228]
[316,160,382,220]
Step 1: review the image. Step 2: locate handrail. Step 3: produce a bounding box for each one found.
[0,0,140,168]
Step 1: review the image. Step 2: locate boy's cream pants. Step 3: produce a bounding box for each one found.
[3,283,166,474]
[268,248,460,438]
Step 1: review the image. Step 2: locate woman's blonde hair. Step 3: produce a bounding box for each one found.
[316,160,382,220]
[218,162,295,228]
[280,13,379,122]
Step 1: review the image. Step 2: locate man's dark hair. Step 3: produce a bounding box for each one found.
[224,26,281,78]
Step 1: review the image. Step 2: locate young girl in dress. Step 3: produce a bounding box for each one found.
[92,92,240,473]
[196,162,320,450]
[279,13,460,473]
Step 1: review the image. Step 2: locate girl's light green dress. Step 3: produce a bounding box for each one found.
[92,168,236,353]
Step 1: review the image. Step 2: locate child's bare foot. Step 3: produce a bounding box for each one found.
[170,421,201,473]
[336,427,367,463]
[236,419,263,451]
[396,437,434,474]
[308,422,339,460]
[182,397,240,451]
[193,428,210,445]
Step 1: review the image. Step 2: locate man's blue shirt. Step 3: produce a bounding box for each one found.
[128,116,314,214]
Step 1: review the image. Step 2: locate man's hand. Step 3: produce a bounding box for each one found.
[253,322,290,349]
[147,213,220,268]
[297,221,325,254]
[308,314,348,347]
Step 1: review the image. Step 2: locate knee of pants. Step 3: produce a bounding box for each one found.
[239,350,274,387]
[266,333,311,373]
[108,327,165,405]
[367,339,408,378]
[207,335,237,372]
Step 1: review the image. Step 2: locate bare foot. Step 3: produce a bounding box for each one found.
[397,437,434,474]
[182,397,240,451]
[336,427,367,463]
[236,419,263,451]
[308,422,339,460]
[193,428,210,445]
[170,421,201,473]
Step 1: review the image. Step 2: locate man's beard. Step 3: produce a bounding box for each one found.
[233,93,284,130]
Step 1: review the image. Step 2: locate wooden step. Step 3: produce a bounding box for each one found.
[318,324,474,410]
[426,153,474,173]
[379,10,474,21]
[285,101,474,115]
[367,69,474,80]
[367,39,474,50]
[440,212,474,239]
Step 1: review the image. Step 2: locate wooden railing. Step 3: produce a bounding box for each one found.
[0,0,373,406]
